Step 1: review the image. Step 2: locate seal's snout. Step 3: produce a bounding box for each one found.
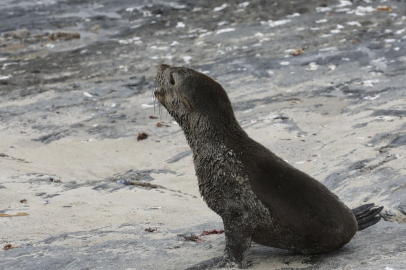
[157,64,171,74]
[155,64,175,100]
[155,65,169,105]
[156,64,172,90]
[154,64,170,92]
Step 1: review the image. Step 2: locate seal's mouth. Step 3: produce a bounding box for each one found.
[154,84,165,94]
[154,79,165,98]
[154,64,172,105]
[154,88,162,97]
[153,77,166,106]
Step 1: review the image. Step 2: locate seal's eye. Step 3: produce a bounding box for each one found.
[170,73,175,85]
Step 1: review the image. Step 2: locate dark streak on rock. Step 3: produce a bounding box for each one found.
[32,130,70,144]
[372,110,406,117]
[165,150,193,163]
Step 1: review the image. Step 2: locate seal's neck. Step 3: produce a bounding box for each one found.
[176,111,254,211]
[178,113,247,153]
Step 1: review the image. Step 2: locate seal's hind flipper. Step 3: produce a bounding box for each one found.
[356,206,383,224]
[351,203,383,231]
[358,216,381,231]
[351,203,375,216]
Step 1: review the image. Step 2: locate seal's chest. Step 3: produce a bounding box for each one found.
[193,150,257,213]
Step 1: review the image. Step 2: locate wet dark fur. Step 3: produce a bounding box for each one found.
[154,64,382,269]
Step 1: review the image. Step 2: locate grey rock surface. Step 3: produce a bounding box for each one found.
[1,0,406,269]
[1,221,406,270]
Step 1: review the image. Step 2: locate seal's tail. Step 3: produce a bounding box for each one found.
[351,203,383,231]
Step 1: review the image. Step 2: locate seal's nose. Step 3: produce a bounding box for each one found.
[157,64,171,74]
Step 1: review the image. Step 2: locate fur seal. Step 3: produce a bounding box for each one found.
[154,64,383,269]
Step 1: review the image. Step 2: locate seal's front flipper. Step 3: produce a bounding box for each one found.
[184,256,252,269]
[184,257,223,270]
[351,203,383,231]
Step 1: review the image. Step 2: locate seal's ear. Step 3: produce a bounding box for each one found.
[182,95,194,112]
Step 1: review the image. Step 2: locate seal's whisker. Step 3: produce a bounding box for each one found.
[159,98,163,118]
[152,88,156,116]
[152,78,162,118]
[153,80,159,96]
[153,94,156,116]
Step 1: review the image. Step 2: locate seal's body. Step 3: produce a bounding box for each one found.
[154,64,382,268]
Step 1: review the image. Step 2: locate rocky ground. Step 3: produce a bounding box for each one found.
[0,0,406,269]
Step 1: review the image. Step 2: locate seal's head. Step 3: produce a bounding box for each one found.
[154,64,235,127]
